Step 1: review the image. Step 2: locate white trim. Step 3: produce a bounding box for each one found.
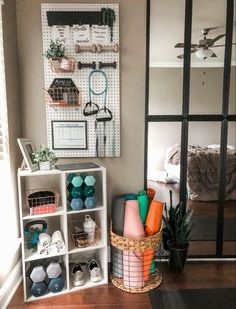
[150,61,236,68]
[155,257,236,262]
[0,259,22,309]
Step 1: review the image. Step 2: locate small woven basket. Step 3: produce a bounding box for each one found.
[49,57,76,73]
[110,224,162,293]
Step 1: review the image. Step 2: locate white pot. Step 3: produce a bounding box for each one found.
[39,161,51,171]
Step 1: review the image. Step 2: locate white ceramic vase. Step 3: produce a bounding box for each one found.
[39,161,51,171]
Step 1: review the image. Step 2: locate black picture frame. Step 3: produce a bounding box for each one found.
[51,120,88,150]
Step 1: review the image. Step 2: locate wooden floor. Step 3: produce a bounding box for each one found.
[8,262,236,308]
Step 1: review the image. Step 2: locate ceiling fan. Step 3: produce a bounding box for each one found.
[175,27,236,59]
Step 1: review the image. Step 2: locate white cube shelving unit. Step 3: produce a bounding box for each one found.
[17,164,108,302]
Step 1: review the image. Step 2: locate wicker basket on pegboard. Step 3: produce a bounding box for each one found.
[110,224,162,293]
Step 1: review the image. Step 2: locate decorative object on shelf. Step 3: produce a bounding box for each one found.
[27,189,59,215]
[46,262,62,279]
[24,220,47,251]
[46,78,80,107]
[101,7,116,42]
[98,61,116,69]
[44,40,75,73]
[32,144,57,171]
[71,227,88,248]
[30,266,47,283]
[83,215,96,243]
[78,61,96,70]
[96,43,119,53]
[48,277,65,293]
[84,196,97,209]
[162,193,194,272]
[17,138,39,172]
[75,43,97,53]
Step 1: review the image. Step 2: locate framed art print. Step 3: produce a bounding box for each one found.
[51,120,87,150]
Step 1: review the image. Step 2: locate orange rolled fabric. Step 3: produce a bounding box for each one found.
[147,188,156,205]
[143,200,164,281]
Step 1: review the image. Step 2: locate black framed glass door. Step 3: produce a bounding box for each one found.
[145,0,236,258]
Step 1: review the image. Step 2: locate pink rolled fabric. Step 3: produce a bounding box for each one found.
[123,200,145,288]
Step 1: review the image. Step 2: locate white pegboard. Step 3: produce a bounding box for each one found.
[41,3,120,157]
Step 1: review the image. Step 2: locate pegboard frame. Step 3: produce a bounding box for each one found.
[41,3,120,158]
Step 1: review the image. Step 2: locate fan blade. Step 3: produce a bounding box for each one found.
[213,43,236,47]
[212,34,225,43]
[211,52,217,57]
[177,49,196,59]
[202,26,221,33]
[175,43,199,48]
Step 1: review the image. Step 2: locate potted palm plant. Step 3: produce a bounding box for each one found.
[33,144,57,171]
[162,191,194,272]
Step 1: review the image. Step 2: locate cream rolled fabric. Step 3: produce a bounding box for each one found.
[38,233,51,247]
[51,230,63,246]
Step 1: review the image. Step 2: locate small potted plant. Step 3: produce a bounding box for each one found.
[44,40,74,72]
[33,144,58,171]
[162,191,194,272]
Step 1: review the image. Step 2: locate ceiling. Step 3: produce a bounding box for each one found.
[150,0,236,67]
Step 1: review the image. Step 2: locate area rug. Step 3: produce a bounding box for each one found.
[149,288,236,309]
[191,217,236,241]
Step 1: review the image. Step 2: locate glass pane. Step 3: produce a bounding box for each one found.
[187,122,221,256]
[229,12,236,115]
[189,0,226,114]
[149,0,184,115]
[223,121,236,255]
[147,122,181,205]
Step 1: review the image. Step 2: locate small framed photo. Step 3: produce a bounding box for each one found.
[51,120,87,150]
[17,138,39,172]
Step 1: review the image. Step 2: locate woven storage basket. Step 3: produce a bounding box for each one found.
[110,224,162,293]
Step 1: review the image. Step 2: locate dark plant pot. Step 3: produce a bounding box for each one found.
[162,233,170,251]
[168,242,189,273]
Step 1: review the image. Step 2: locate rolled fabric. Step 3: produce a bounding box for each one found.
[111,197,126,278]
[38,233,51,248]
[51,230,63,246]
[123,200,145,288]
[137,190,149,224]
[123,193,137,201]
[147,188,156,205]
[143,200,164,281]
[112,197,126,236]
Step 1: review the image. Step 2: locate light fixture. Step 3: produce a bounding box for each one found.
[195,47,214,59]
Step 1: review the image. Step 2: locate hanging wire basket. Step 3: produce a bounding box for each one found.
[110,224,162,293]
[45,87,81,107]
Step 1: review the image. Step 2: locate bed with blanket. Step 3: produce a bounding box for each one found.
[166,144,236,201]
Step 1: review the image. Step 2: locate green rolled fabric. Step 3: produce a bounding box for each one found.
[123,193,137,200]
[137,190,149,224]
[150,260,156,273]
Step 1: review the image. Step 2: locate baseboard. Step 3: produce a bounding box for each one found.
[0,259,22,309]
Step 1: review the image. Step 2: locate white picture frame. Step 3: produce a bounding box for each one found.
[17,138,39,172]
